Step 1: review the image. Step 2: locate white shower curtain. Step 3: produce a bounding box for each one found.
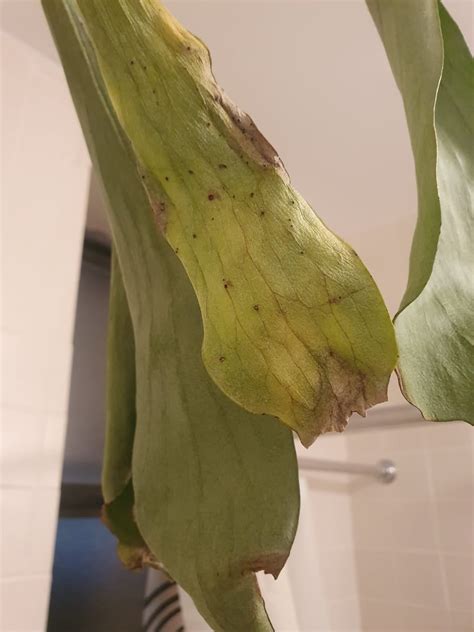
[143,570,185,632]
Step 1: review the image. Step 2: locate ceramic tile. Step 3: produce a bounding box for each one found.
[2,45,89,339]
[0,575,51,631]
[442,554,473,611]
[379,424,426,452]
[401,604,451,631]
[2,331,73,416]
[309,491,354,551]
[355,549,398,602]
[386,499,438,551]
[1,33,33,174]
[345,429,385,459]
[0,409,45,486]
[359,599,406,631]
[427,448,473,500]
[328,598,361,632]
[2,332,49,413]
[46,348,73,416]
[450,609,473,631]
[286,478,331,630]
[393,551,446,608]
[1,488,32,577]
[319,549,359,601]
[352,498,438,551]
[39,413,69,487]
[1,488,59,577]
[351,498,396,549]
[29,489,60,576]
[436,499,473,554]
[423,422,473,450]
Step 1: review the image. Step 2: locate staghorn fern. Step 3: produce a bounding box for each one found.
[42,0,472,629]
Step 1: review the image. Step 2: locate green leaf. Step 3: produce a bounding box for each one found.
[368,0,474,423]
[73,0,397,446]
[42,0,299,629]
[101,252,152,571]
[102,250,136,504]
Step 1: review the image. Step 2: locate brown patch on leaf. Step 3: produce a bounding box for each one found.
[299,350,382,446]
[212,89,289,182]
[148,198,167,232]
[242,551,288,580]
[116,544,165,572]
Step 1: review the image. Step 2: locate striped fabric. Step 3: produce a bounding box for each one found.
[143,569,185,632]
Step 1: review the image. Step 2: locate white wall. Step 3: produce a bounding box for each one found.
[295,434,362,630]
[1,4,90,629]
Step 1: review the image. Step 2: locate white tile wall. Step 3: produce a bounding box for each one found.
[355,550,398,602]
[450,608,473,631]
[1,488,59,579]
[1,576,52,632]
[301,433,362,631]
[347,420,474,632]
[1,16,90,632]
[442,554,473,612]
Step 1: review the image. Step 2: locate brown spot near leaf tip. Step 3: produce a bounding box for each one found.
[150,198,167,233]
[213,89,289,181]
[242,552,287,579]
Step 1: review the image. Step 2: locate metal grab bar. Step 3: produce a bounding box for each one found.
[297,458,397,484]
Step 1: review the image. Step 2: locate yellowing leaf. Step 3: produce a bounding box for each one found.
[42,1,299,629]
[74,0,397,446]
[368,0,474,423]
